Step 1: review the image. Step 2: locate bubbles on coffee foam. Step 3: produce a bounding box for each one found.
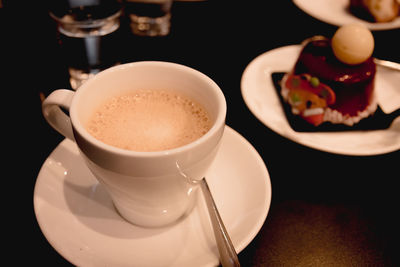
[86,89,212,152]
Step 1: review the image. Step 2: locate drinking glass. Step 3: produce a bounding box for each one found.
[124,0,173,36]
[49,0,122,89]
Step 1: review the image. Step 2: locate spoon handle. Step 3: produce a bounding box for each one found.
[200,178,241,267]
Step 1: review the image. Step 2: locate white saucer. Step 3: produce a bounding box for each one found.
[293,0,400,30]
[34,126,271,267]
[241,45,400,155]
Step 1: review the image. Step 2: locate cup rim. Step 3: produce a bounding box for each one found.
[70,61,227,158]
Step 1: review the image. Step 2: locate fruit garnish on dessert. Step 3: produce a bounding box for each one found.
[282,74,336,126]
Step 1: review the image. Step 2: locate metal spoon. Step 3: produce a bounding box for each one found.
[200,178,241,267]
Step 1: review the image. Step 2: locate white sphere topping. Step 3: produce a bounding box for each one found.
[331,24,374,65]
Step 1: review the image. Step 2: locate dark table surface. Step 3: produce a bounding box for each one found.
[4,1,399,266]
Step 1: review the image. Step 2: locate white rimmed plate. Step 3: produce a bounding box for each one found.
[34,125,272,267]
[241,45,400,155]
[293,0,400,30]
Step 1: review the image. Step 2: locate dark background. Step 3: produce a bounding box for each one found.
[3,1,399,266]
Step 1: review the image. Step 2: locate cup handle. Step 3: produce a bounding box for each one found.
[42,89,75,140]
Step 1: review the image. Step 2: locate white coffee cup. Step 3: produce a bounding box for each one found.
[42,61,226,227]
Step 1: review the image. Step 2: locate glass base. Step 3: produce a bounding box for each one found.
[68,64,119,90]
[129,13,170,36]
[69,68,100,90]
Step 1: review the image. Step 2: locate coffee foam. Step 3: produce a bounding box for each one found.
[86,89,212,152]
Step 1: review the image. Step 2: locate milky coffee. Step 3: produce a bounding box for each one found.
[86,89,212,152]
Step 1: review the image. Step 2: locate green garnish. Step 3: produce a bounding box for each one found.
[310,77,320,87]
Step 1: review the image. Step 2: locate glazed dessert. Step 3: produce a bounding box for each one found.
[281,24,377,127]
[350,0,399,23]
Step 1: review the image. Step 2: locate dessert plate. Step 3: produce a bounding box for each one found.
[293,0,400,30]
[241,45,400,155]
[34,126,272,267]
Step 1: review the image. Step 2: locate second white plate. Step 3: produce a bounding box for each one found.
[293,0,400,30]
[241,45,400,155]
